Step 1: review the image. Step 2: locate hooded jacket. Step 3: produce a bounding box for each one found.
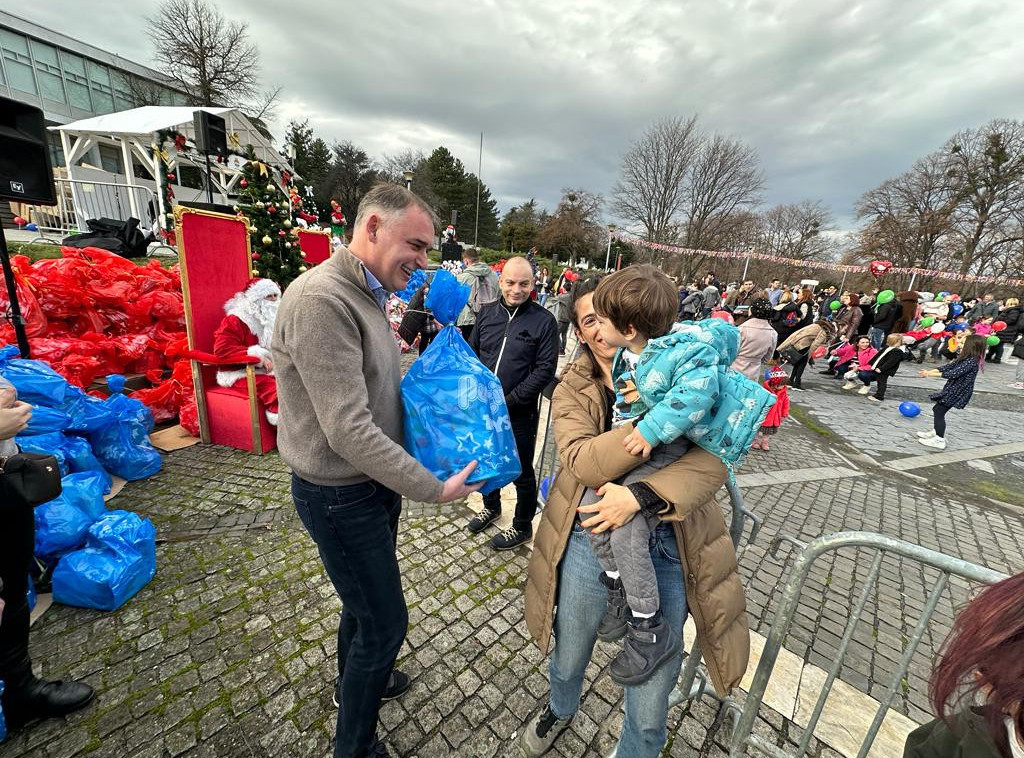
[621,319,775,466]
[873,300,902,332]
[469,298,560,418]
[523,350,749,695]
[455,262,499,327]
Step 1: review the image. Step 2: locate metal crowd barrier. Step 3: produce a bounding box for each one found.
[724,531,1008,758]
[25,178,174,255]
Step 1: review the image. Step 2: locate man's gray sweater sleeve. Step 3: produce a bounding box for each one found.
[289,296,443,502]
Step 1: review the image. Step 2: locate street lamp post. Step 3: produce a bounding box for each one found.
[402,170,414,190]
[604,224,617,271]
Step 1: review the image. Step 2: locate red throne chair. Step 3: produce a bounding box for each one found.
[297,227,332,265]
[175,206,276,454]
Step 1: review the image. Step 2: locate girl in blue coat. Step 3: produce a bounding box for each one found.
[916,335,986,450]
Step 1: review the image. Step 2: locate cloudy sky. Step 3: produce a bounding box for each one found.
[14,0,1024,230]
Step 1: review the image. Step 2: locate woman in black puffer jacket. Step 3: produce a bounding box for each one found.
[991,298,1022,364]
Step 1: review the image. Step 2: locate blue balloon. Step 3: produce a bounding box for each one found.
[26,222,38,231]
[899,402,921,418]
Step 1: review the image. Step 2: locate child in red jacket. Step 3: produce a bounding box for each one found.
[753,365,790,450]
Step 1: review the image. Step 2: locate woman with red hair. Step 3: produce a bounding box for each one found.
[904,571,1024,757]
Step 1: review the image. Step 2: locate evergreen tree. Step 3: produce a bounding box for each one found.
[236,160,305,289]
[423,146,501,248]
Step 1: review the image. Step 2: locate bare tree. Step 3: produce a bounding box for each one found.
[537,189,605,266]
[684,134,765,250]
[758,200,834,260]
[147,0,279,116]
[612,116,702,243]
[855,152,956,269]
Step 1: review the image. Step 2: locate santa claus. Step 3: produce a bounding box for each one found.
[212,277,280,425]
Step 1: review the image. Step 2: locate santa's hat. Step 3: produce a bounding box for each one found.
[243,277,281,302]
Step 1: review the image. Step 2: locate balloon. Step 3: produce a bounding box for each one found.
[930,323,945,334]
[811,345,828,360]
[919,317,934,328]
[986,335,1000,346]
[12,216,26,227]
[934,293,944,301]
[829,301,841,311]
[949,303,964,317]
[877,290,895,304]
[869,259,893,278]
[25,222,38,231]
[899,402,921,418]
[710,309,734,324]
[993,321,1007,332]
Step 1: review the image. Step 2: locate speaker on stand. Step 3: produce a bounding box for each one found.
[0,96,57,357]
[193,110,228,205]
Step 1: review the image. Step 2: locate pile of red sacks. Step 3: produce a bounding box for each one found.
[0,247,199,434]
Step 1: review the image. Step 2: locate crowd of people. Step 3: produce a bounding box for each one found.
[3,184,1022,758]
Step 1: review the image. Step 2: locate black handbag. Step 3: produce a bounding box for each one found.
[1013,340,1024,359]
[779,345,807,365]
[1,453,62,506]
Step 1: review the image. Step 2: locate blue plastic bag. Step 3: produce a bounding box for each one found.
[87,375,161,481]
[60,386,117,433]
[401,270,521,496]
[0,345,68,406]
[52,510,157,612]
[34,471,109,559]
[20,405,70,436]
[394,268,427,302]
[15,432,111,487]
[26,575,36,612]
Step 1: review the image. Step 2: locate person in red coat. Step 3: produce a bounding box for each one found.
[753,365,790,451]
[212,277,281,424]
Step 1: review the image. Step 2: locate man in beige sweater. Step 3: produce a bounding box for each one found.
[273,184,479,758]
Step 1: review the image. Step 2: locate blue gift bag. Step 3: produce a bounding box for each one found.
[87,375,161,481]
[0,345,68,406]
[34,471,109,559]
[52,510,157,612]
[401,270,521,495]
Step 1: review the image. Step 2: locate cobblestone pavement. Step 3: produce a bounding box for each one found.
[2,349,1023,757]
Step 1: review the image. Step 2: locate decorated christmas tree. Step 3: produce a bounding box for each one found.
[235,160,306,289]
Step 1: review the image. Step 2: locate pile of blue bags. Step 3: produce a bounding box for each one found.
[400,270,521,495]
[0,345,159,611]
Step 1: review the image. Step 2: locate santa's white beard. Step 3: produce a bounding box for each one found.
[254,301,278,348]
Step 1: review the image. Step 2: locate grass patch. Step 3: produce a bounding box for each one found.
[974,479,1024,506]
[788,405,836,440]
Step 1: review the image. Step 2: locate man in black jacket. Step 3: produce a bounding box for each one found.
[468,257,559,550]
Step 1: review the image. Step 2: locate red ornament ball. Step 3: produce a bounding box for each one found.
[251,253,261,260]
[166,173,176,181]
[266,205,277,214]
[278,230,286,237]
[240,179,248,188]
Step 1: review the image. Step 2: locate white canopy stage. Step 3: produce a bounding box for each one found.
[49,106,295,235]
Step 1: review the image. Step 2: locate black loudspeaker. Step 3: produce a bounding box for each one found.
[193,110,228,157]
[0,96,56,206]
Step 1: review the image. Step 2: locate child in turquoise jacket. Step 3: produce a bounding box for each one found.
[578,266,774,687]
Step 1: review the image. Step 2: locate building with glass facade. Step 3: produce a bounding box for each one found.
[0,10,189,169]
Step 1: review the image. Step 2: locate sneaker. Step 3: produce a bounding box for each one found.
[760,437,770,451]
[919,435,947,450]
[609,610,682,686]
[597,574,630,642]
[467,508,500,534]
[520,704,573,757]
[841,382,857,390]
[916,355,925,364]
[857,386,871,395]
[916,429,937,439]
[333,670,411,708]
[367,737,394,756]
[867,396,881,403]
[491,526,531,551]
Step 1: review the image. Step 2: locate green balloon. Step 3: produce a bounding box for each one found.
[877,289,895,304]
[919,317,934,328]
[829,301,841,311]
[987,335,1000,346]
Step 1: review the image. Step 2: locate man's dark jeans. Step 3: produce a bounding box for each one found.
[483,414,539,532]
[291,475,405,758]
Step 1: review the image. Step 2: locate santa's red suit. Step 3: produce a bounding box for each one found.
[212,278,280,424]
